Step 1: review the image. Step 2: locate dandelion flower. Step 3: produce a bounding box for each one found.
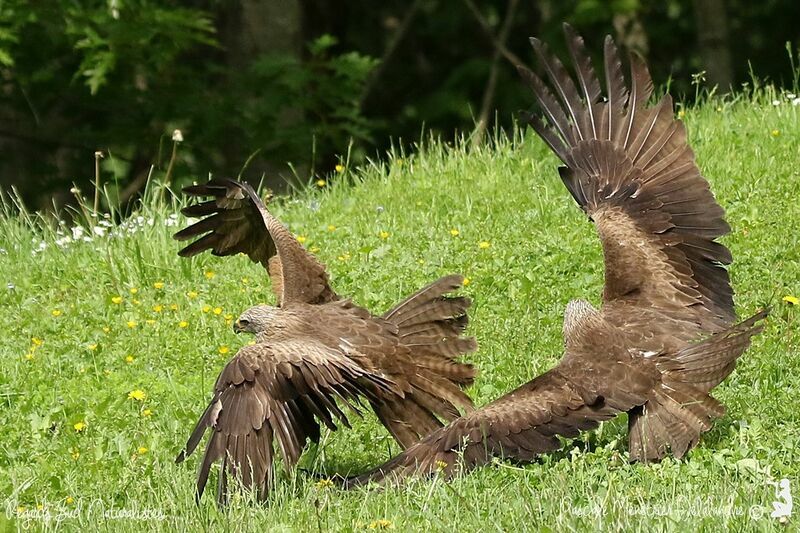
[783,295,799,306]
[327,225,336,232]
[137,446,148,455]
[102,327,110,333]
[418,259,424,265]
[152,304,163,313]
[141,409,152,418]
[153,281,164,289]
[379,231,390,240]
[179,320,189,328]
[32,337,43,346]
[128,389,146,401]
[66,497,74,505]
[24,352,34,361]
[88,343,98,351]
[111,296,123,304]
[478,241,491,249]
[297,235,307,244]
[335,164,345,173]
[462,277,471,287]
[368,519,394,529]
[125,355,134,364]
[126,320,138,329]
[310,246,320,253]
[73,421,86,432]
[129,287,139,295]
[204,271,215,280]
[677,109,686,119]
[316,179,326,187]
[213,307,223,315]
[224,314,233,320]
[241,277,249,284]
[771,129,780,137]
[51,309,62,317]
[315,478,333,489]
[71,448,80,460]
[450,228,460,237]
[202,305,211,313]
[218,346,230,355]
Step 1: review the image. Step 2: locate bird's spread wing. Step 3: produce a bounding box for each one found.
[520,24,734,327]
[176,339,392,504]
[345,302,657,486]
[174,178,337,306]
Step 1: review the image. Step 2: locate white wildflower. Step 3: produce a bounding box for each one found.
[93,226,107,237]
[71,226,85,239]
[172,129,184,142]
[772,100,781,106]
[792,97,800,106]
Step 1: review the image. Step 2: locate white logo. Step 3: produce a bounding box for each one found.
[769,478,793,523]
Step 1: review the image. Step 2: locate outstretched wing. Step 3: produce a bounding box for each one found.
[520,24,734,328]
[345,357,653,486]
[174,178,337,306]
[176,339,392,504]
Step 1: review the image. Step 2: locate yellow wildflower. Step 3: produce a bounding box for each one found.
[70,448,80,460]
[368,519,394,529]
[179,320,189,328]
[297,235,307,244]
[396,158,404,166]
[102,327,110,333]
[315,478,333,489]
[142,409,152,418]
[137,446,148,455]
[202,305,212,313]
[678,109,686,119]
[24,353,34,361]
[335,164,345,173]
[128,389,146,401]
[87,343,98,351]
[125,355,134,364]
[418,259,424,265]
[132,299,140,305]
[111,296,123,304]
[379,231,390,240]
[204,271,215,280]
[478,241,491,249]
[126,320,138,329]
[145,319,155,325]
[224,314,233,320]
[327,225,336,232]
[771,129,780,137]
[213,307,222,315]
[17,506,25,515]
[187,291,198,299]
[51,309,62,317]
[32,337,43,346]
[153,281,164,289]
[462,277,471,287]
[449,228,460,237]
[169,304,178,311]
[783,295,799,306]
[316,179,326,187]
[218,345,230,355]
[152,304,163,313]
[310,246,320,253]
[66,497,74,505]
[73,421,86,432]
[241,277,249,284]
[129,287,139,295]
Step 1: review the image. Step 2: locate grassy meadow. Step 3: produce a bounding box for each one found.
[0,89,798,532]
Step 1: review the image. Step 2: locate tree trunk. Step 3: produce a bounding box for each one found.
[692,0,733,91]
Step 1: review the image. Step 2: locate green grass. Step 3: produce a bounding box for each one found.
[1,89,798,532]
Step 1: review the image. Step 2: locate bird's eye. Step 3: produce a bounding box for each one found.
[239,319,250,326]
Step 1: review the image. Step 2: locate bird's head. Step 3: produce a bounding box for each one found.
[233,305,280,335]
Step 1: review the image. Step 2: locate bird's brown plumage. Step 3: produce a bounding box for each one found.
[173,179,477,503]
[343,25,767,487]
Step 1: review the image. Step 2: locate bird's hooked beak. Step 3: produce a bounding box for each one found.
[233,320,244,334]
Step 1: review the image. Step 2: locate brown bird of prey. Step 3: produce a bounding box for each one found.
[343,25,767,487]
[172,178,477,503]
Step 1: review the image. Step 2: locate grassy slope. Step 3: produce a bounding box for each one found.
[0,93,798,532]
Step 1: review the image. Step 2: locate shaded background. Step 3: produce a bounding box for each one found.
[1,0,798,211]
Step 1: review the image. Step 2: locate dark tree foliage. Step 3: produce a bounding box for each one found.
[0,0,797,210]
